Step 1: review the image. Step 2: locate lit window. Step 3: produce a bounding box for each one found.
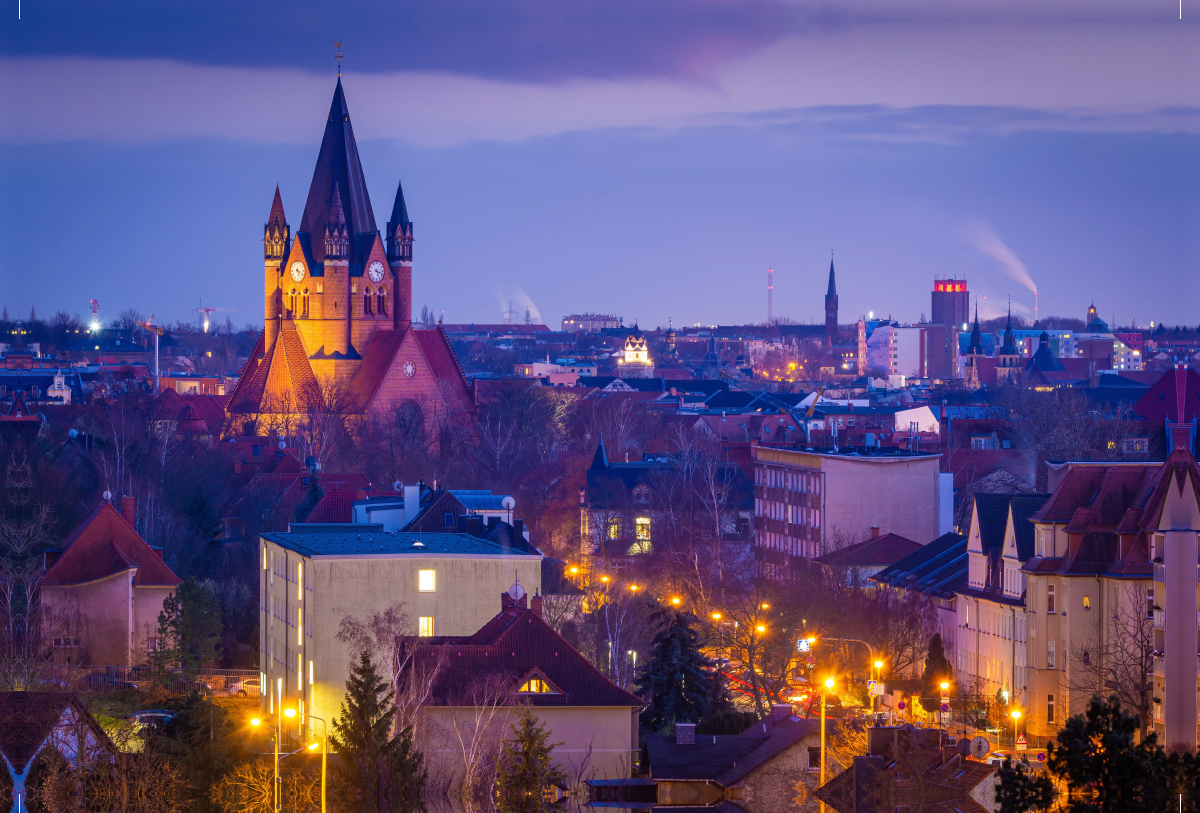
[1083,595,1090,610]
[608,518,621,539]
[636,518,651,541]
[418,617,435,637]
[1047,693,1055,723]
[418,569,436,592]
[517,673,559,693]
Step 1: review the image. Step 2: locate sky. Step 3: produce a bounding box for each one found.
[1,0,1198,331]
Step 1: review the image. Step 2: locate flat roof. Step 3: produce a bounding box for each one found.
[260,531,541,558]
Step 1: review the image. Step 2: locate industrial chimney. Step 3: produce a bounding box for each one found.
[767,268,774,325]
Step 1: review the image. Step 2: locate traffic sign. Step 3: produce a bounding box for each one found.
[970,736,990,760]
[805,656,815,668]
[940,703,949,713]
[897,701,906,711]
[868,681,885,697]
[1016,734,1028,752]
[1036,751,1046,762]
[797,639,811,653]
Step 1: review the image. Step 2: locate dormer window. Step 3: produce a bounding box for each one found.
[517,671,561,694]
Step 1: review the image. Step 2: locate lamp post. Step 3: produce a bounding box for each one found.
[821,676,835,813]
[940,681,951,727]
[873,660,884,717]
[1011,709,1021,751]
[308,715,328,813]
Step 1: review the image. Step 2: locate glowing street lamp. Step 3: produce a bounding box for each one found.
[821,676,836,812]
[671,597,681,606]
[756,625,766,633]
[1011,709,1022,749]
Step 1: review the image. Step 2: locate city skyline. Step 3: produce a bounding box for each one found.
[2,1,1197,329]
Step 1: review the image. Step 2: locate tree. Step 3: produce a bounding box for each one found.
[154,577,220,681]
[330,651,426,813]
[919,633,951,712]
[634,608,721,731]
[497,708,567,813]
[996,695,1189,813]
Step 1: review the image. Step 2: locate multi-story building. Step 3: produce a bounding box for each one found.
[955,493,1048,705]
[258,525,543,733]
[866,324,924,378]
[562,314,622,334]
[931,279,969,330]
[752,446,952,573]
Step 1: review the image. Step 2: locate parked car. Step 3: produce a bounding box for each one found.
[167,677,212,698]
[226,676,261,697]
[82,673,138,692]
[130,709,177,731]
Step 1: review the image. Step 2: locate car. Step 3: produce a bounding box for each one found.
[226,676,261,698]
[166,677,212,698]
[130,709,177,731]
[82,673,138,692]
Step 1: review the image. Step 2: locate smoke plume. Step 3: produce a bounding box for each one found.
[962,219,1037,296]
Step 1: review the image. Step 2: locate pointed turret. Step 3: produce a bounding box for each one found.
[1000,304,1018,356]
[967,304,983,355]
[824,257,839,348]
[323,182,349,260]
[264,185,289,261]
[386,181,413,263]
[591,434,610,470]
[299,79,377,265]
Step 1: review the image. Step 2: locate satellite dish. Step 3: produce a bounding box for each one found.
[69,429,78,438]
[102,490,112,501]
[970,736,991,761]
[507,583,526,601]
[393,481,404,491]
[278,440,287,450]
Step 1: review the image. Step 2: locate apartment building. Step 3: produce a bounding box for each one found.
[752,446,952,574]
[258,526,542,730]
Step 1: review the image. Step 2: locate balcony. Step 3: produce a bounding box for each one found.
[1153,563,1200,583]
[1154,610,1164,630]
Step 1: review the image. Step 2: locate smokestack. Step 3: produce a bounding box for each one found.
[121,496,136,524]
[870,526,880,539]
[767,268,774,325]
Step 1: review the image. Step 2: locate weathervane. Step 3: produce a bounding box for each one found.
[335,42,343,77]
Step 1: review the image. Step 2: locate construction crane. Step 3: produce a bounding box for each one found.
[193,301,246,332]
[139,316,165,391]
[88,299,100,332]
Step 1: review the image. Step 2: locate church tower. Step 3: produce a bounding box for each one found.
[386,182,414,330]
[995,304,1021,383]
[263,186,289,353]
[824,258,839,349]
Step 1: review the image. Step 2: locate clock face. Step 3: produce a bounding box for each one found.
[367,261,385,283]
[289,261,306,282]
[403,361,416,378]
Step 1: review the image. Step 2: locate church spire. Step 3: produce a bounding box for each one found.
[386,181,413,263]
[323,182,349,260]
[824,255,839,348]
[264,185,289,261]
[299,79,377,265]
[967,301,983,355]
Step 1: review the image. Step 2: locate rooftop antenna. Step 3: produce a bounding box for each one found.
[767,268,774,326]
[335,42,343,77]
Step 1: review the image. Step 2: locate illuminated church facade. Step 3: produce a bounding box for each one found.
[227,80,473,426]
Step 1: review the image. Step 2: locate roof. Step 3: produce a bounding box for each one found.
[298,79,377,266]
[305,491,357,523]
[43,502,181,587]
[261,529,541,559]
[449,490,512,511]
[1133,365,1200,424]
[647,716,820,785]
[813,533,921,567]
[404,604,642,708]
[0,693,113,774]
[973,493,1013,555]
[1009,494,1051,560]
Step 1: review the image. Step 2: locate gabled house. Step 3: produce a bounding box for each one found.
[399,593,641,780]
[813,529,922,588]
[40,499,181,666]
[0,692,116,813]
[639,712,822,813]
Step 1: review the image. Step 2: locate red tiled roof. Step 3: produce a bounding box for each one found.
[415,327,473,405]
[813,533,921,567]
[43,502,181,587]
[1134,366,1200,424]
[405,605,642,708]
[346,328,407,411]
[306,491,355,523]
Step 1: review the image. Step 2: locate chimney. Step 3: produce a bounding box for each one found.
[771,703,793,723]
[870,526,880,539]
[403,484,420,526]
[675,723,696,745]
[530,594,543,618]
[514,519,525,542]
[121,496,136,524]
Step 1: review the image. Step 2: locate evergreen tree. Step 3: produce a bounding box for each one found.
[331,651,426,813]
[919,633,951,713]
[155,577,221,681]
[497,708,567,813]
[633,608,721,731]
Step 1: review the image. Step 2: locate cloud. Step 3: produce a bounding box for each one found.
[962,219,1037,295]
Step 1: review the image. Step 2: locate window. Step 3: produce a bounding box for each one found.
[1147,589,1155,620]
[1083,595,1091,610]
[608,518,621,539]
[635,517,651,541]
[377,287,387,316]
[309,660,314,685]
[634,488,650,504]
[54,637,81,648]
[418,617,435,637]
[808,746,821,771]
[1047,584,1056,614]
[418,569,436,592]
[364,289,373,314]
[517,674,560,693]
[1047,639,1055,669]
[1047,693,1055,723]
[443,512,455,527]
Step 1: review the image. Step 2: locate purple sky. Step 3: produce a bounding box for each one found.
[1,1,1198,330]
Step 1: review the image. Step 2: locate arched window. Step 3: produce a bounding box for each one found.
[288,288,297,315]
[302,288,310,317]
[364,288,373,315]
[377,286,387,316]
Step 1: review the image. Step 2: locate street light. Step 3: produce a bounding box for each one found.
[756,625,766,633]
[821,676,836,813]
[671,597,681,606]
[307,714,329,813]
[1011,709,1021,750]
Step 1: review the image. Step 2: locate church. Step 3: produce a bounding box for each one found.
[227,79,474,427]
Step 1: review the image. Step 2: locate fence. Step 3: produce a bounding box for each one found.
[47,664,261,698]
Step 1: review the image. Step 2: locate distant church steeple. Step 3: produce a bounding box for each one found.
[824,256,838,349]
[264,185,289,261]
